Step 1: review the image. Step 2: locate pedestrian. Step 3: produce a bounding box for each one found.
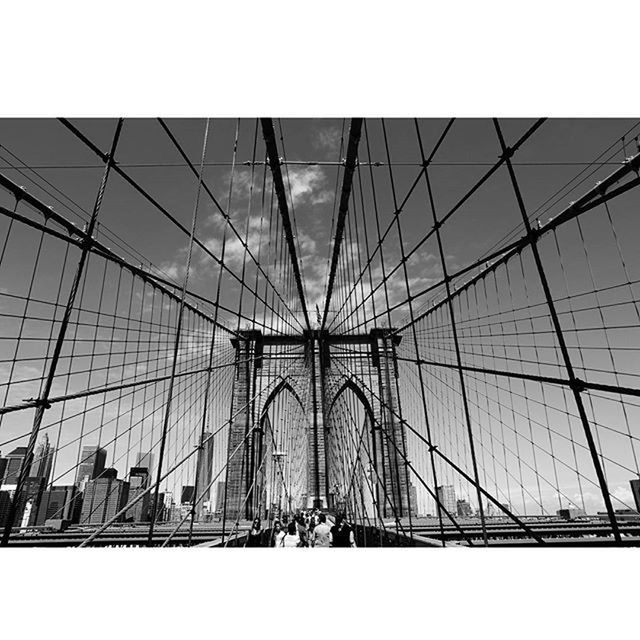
[271,520,285,547]
[279,521,301,547]
[330,513,356,547]
[245,517,264,547]
[296,513,309,547]
[308,513,316,541]
[311,512,331,547]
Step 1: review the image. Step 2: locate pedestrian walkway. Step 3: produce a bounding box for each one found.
[266,511,356,548]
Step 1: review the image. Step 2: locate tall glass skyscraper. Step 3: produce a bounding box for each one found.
[195,430,214,519]
[436,484,457,518]
[136,451,154,475]
[125,467,150,522]
[36,485,78,525]
[74,446,107,490]
[80,469,129,525]
[32,434,54,484]
[2,447,30,485]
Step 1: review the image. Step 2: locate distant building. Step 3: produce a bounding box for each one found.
[215,482,226,514]
[136,451,155,476]
[80,469,129,524]
[179,504,192,521]
[0,491,11,527]
[557,508,586,521]
[409,483,418,517]
[32,434,54,484]
[2,447,30,485]
[597,509,640,522]
[148,492,166,522]
[181,485,195,505]
[36,485,78,525]
[15,477,46,528]
[457,499,473,517]
[631,479,640,513]
[164,491,175,522]
[195,431,213,518]
[167,500,180,523]
[436,485,456,518]
[74,446,107,491]
[125,467,150,522]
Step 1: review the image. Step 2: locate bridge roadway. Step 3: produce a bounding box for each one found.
[4,517,640,547]
[384,517,640,546]
[4,524,249,547]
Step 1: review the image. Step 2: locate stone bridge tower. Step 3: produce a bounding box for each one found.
[222,329,410,523]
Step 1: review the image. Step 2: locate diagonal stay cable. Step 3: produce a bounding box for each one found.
[162,420,262,547]
[393,150,640,336]
[332,358,546,544]
[328,118,454,332]
[0,179,236,336]
[156,118,303,331]
[58,118,300,335]
[332,119,545,333]
[77,370,294,547]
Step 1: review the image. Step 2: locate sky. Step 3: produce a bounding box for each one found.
[1,118,640,519]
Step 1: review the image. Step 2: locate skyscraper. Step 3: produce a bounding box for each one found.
[15,477,46,528]
[215,481,226,514]
[164,492,174,518]
[631,478,640,513]
[74,445,107,490]
[136,451,154,476]
[2,447,30,486]
[32,434,54,484]
[125,467,150,522]
[80,469,129,525]
[181,485,195,504]
[436,485,457,518]
[36,485,78,525]
[0,491,12,527]
[148,492,166,522]
[164,492,178,522]
[409,483,418,517]
[195,430,213,518]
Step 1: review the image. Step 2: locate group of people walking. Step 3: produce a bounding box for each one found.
[245,510,356,548]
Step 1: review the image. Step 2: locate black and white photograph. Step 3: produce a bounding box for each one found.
[2,116,640,550]
[2,2,639,638]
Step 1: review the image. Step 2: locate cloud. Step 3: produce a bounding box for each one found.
[313,125,342,156]
[213,165,332,214]
[284,166,332,207]
[416,250,438,264]
[158,261,185,282]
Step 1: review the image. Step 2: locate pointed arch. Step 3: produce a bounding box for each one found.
[327,377,375,425]
[259,377,305,424]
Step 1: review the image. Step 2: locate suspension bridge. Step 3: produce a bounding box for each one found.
[1,117,640,547]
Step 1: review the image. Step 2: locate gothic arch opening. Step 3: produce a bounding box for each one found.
[325,378,378,521]
[256,379,310,520]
